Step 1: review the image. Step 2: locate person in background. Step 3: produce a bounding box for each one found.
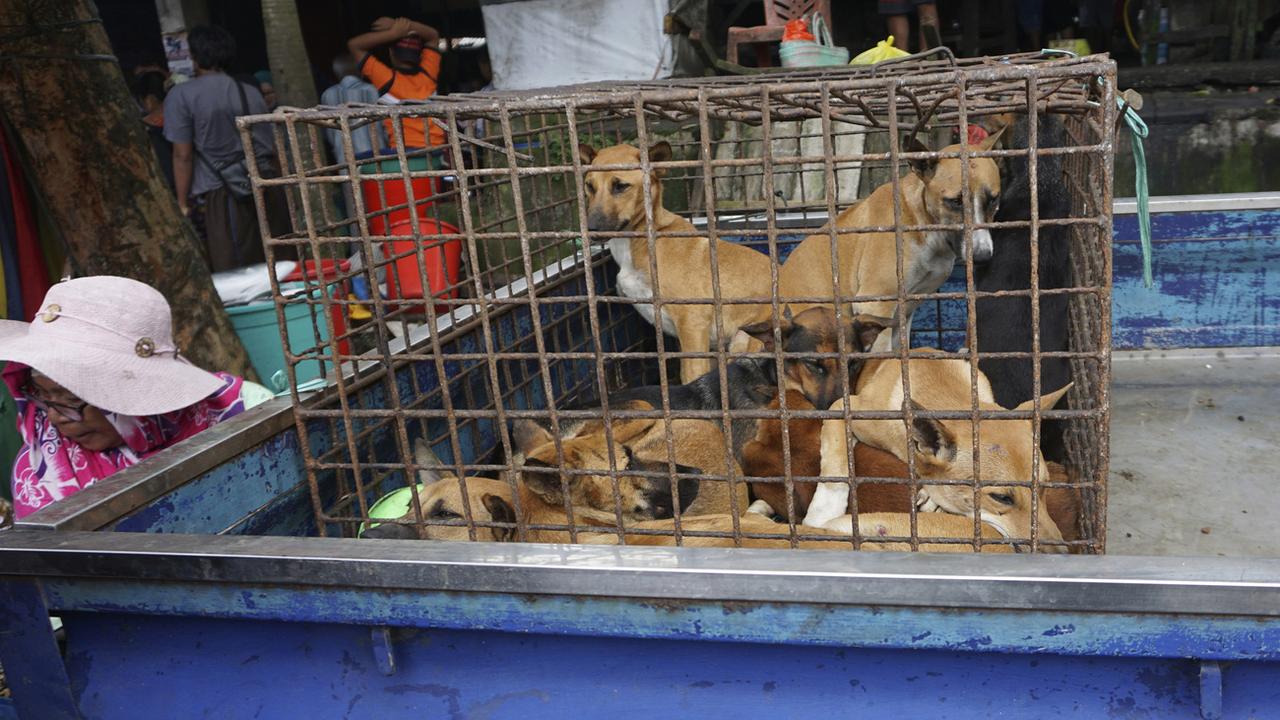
[254,69,278,110]
[347,16,446,153]
[0,277,250,520]
[320,53,386,164]
[880,0,941,52]
[133,70,175,191]
[320,52,387,309]
[164,25,286,271]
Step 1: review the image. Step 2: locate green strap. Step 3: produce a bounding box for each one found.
[1119,98,1153,288]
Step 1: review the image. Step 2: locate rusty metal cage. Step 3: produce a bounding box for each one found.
[240,50,1115,554]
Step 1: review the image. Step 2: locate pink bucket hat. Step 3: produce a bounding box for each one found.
[0,276,226,416]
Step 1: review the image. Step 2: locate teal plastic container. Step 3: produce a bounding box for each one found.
[226,292,333,392]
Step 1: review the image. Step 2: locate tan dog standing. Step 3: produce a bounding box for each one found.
[778,130,1006,349]
[580,142,775,382]
[804,353,1070,551]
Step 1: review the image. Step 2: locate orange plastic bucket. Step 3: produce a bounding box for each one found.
[358,156,439,236]
[384,219,462,313]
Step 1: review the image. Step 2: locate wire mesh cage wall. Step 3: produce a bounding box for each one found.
[240,50,1116,554]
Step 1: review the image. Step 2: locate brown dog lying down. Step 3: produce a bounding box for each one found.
[369,471,1013,553]
[514,413,750,519]
[803,352,1075,550]
[366,413,749,541]
[741,389,1080,542]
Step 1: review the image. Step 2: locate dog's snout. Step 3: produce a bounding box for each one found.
[971,229,993,263]
[586,209,612,232]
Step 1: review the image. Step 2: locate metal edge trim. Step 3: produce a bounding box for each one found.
[4,530,1280,617]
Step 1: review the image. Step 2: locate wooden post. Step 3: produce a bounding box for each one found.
[0,0,256,379]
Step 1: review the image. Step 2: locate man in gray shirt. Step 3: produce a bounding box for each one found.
[164,25,285,271]
[321,53,386,164]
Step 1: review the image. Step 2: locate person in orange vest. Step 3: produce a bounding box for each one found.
[347,16,446,154]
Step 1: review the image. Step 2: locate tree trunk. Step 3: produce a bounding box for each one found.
[0,0,256,380]
[260,0,340,245]
[261,0,316,108]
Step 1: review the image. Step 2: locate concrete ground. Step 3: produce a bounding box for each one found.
[1107,348,1280,557]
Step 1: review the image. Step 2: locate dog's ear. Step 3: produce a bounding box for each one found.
[520,457,567,504]
[906,400,957,467]
[513,419,554,454]
[648,141,672,177]
[648,141,672,163]
[1012,382,1072,413]
[609,417,657,445]
[480,493,518,542]
[727,329,763,354]
[740,316,792,351]
[578,143,597,165]
[978,123,1008,151]
[849,314,896,352]
[413,438,450,483]
[905,136,938,181]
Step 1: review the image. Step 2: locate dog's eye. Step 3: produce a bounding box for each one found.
[989,492,1016,506]
[804,359,826,375]
[944,196,964,210]
[585,180,596,194]
[430,508,462,520]
[612,179,630,194]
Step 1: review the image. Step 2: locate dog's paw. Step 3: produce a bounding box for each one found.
[915,490,940,513]
[747,499,776,517]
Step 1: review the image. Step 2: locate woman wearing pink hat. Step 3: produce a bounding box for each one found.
[0,276,248,520]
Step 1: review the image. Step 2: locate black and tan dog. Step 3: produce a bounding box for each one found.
[580,141,775,382]
[778,128,1006,349]
[593,307,892,460]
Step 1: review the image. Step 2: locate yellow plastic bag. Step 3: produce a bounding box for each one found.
[850,36,910,65]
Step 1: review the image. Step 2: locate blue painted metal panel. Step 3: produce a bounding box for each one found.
[0,581,80,720]
[38,579,1280,662]
[59,613,1232,719]
[1113,209,1280,348]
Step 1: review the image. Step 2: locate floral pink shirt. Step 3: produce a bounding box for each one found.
[5,363,246,520]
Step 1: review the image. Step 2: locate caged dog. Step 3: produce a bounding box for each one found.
[972,112,1075,462]
[580,141,775,383]
[365,467,1013,552]
[802,351,1072,550]
[363,428,704,542]
[778,125,1006,350]
[578,307,893,461]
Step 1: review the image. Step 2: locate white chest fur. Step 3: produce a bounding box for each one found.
[910,231,958,295]
[609,238,676,335]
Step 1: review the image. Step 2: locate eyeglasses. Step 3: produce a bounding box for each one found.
[23,383,89,422]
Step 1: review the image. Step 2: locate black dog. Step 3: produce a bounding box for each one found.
[975,113,1073,462]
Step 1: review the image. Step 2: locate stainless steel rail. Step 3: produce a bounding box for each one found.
[3,529,1280,617]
